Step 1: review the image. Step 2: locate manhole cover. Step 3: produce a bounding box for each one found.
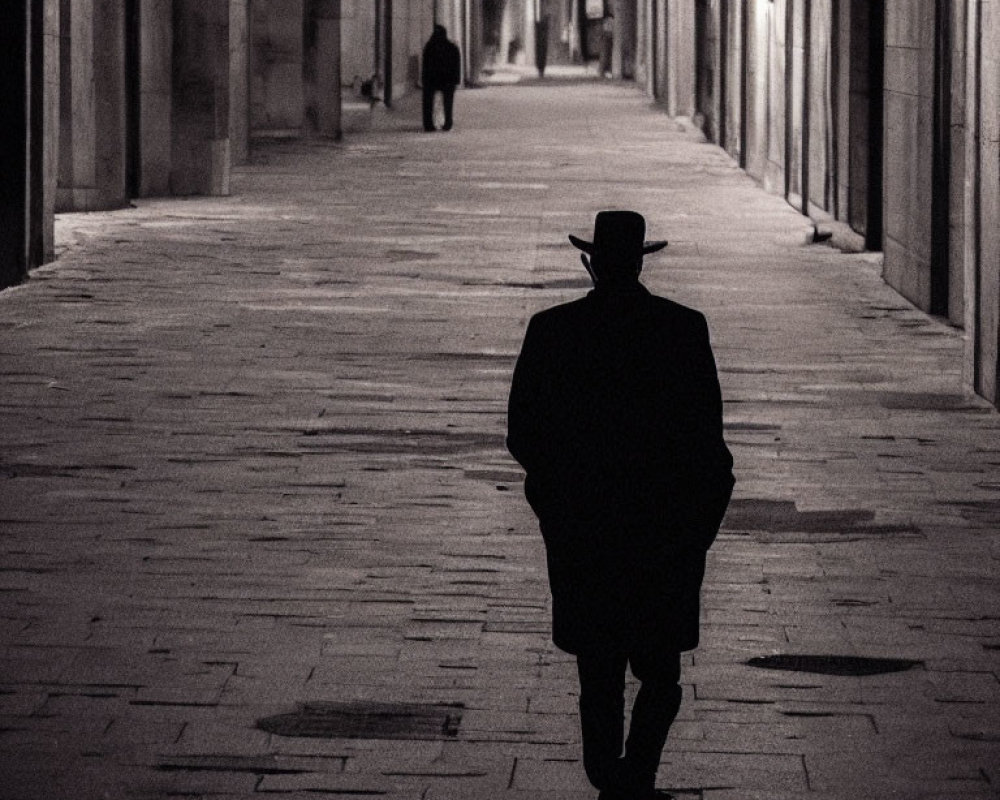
[257,701,463,740]
[746,654,923,676]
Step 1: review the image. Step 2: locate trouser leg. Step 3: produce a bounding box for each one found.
[441,86,455,129]
[623,651,683,793]
[576,651,628,791]
[422,87,436,130]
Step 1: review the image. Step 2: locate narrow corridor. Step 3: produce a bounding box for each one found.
[1,79,998,799]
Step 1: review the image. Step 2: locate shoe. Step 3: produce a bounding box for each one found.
[442,122,453,131]
[423,125,436,132]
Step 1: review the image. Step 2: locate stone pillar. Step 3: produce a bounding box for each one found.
[251,0,304,137]
[95,1,127,206]
[667,0,697,118]
[744,0,770,181]
[881,0,936,310]
[466,0,484,85]
[636,0,649,89]
[2,0,58,288]
[498,0,518,64]
[230,0,251,163]
[57,0,94,210]
[612,0,636,78]
[946,0,966,326]
[975,0,1000,401]
[139,0,172,195]
[612,0,623,76]
[1,0,31,288]
[304,0,341,138]
[341,0,376,86]
[171,0,230,195]
[39,0,59,263]
[56,0,127,211]
[524,0,537,67]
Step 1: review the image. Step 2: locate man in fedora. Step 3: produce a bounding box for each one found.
[507,211,734,799]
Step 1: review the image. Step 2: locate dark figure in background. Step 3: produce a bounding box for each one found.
[421,25,461,132]
[507,211,734,800]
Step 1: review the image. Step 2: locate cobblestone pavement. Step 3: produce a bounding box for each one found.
[2,78,999,800]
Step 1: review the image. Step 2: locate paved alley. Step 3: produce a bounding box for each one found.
[1,78,998,799]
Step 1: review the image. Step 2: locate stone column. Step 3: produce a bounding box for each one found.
[667,0,697,118]
[612,0,623,76]
[139,0,172,196]
[251,0,304,137]
[58,0,127,211]
[1,0,31,288]
[498,0,517,64]
[171,0,230,195]
[881,0,936,310]
[57,0,127,211]
[524,0,536,67]
[305,0,342,139]
[975,0,1000,401]
[39,0,59,263]
[230,0,251,163]
[94,0,127,206]
[2,0,59,287]
[57,0,94,210]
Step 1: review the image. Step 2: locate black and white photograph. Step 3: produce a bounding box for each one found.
[1,1,998,799]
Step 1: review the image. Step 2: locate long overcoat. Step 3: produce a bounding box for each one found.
[507,283,734,656]
[422,30,461,90]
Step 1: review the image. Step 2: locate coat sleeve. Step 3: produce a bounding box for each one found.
[508,315,570,524]
[676,313,734,550]
[506,316,546,473]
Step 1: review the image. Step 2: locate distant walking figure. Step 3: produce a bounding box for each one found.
[421,25,461,132]
[507,211,734,799]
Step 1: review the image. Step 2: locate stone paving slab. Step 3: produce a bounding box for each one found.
[1,79,999,798]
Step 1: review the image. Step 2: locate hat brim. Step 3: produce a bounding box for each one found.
[568,235,668,254]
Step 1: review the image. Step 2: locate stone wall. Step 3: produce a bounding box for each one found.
[637,0,1000,407]
[882,0,936,310]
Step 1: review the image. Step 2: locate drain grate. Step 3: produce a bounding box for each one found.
[257,701,463,740]
[746,654,923,676]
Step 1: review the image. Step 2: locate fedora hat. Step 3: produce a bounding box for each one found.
[568,210,667,260]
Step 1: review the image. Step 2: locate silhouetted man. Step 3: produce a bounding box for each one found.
[507,211,734,800]
[421,25,461,132]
